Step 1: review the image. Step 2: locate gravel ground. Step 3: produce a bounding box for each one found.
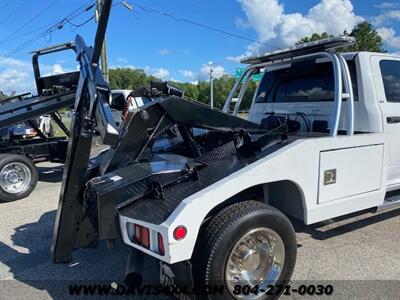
[0,162,399,299]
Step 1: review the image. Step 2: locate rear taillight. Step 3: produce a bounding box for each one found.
[132,224,149,249]
[126,222,165,256]
[142,227,150,249]
[134,224,142,243]
[158,233,165,256]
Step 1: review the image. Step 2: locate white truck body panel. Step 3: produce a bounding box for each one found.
[120,133,389,264]
[318,145,384,203]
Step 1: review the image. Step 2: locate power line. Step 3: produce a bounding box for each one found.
[2,22,60,44]
[0,0,59,46]
[0,1,93,45]
[0,0,28,25]
[66,16,95,28]
[0,2,96,63]
[126,2,282,50]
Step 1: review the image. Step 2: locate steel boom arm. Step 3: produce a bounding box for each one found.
[51,0,117,263]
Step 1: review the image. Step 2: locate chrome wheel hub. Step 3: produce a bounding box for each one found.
[225,228,285,299]
[0,162,31,194]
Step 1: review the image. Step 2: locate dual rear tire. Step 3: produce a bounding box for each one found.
[194,200,297,300]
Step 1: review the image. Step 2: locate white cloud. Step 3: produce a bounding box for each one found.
[374,2,400,9]
[200,62,225,80]
[179,69,197,81]
[153,68,170,80]
[180,62,226,82]
[51,64,64,75]
[229,0,363,61]
[159,48,170,56]
[377,27,400,49]
[0,58,35,94]
[238,0,283,42]
[143,66,171,80]
[374,10,400,25]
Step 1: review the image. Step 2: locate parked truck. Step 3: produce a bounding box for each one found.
[110,82,184,128]
[52,1,400,299]
[0,43,78,202]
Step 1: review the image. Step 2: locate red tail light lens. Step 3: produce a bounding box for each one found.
[142,227,150,249]
[173,226,187,241]
[157,233,165,256]
[134,224,142,243]
[133,224,150,249]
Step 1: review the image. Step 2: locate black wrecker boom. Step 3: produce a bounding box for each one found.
[51,0,118,263]
[51,0,288,264]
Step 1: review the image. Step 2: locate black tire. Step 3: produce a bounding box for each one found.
[0,154,38,202]
[193,200,297,300]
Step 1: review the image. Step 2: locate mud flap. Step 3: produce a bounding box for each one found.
[159,260,196,300]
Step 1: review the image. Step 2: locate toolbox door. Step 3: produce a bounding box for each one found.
[318,145,384,204]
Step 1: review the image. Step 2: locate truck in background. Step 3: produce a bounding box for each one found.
[0,43,78,202]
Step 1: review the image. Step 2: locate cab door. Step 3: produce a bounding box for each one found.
[372,57,400,188]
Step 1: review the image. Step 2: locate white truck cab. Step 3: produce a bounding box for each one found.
[246,51,400,191]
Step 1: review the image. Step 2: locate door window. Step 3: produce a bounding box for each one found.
[380,60,400,103]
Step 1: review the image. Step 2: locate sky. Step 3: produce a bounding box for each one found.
[0,0,400,94]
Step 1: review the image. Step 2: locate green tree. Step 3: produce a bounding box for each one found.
[296,21,386,53]
[347,22,385,52]
[109,68,148,90]
[0,91,8,101]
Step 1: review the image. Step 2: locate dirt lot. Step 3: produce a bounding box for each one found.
[0,162,399,299]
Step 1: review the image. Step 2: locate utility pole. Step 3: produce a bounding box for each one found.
[96,0,109,83]
[210,68,214,109]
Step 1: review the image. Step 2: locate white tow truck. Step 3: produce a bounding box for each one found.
[119,37,400,297]
[52,28,400,300]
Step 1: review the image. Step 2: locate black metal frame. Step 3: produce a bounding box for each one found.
[51,0,118,263]
[31,42,78,95]
[0,91,75,130]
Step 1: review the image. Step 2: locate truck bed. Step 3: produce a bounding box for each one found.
[89,138,287,240]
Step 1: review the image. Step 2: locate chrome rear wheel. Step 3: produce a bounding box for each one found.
[225,227,285,299]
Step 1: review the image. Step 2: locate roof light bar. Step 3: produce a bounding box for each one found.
[241,36,356,65]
